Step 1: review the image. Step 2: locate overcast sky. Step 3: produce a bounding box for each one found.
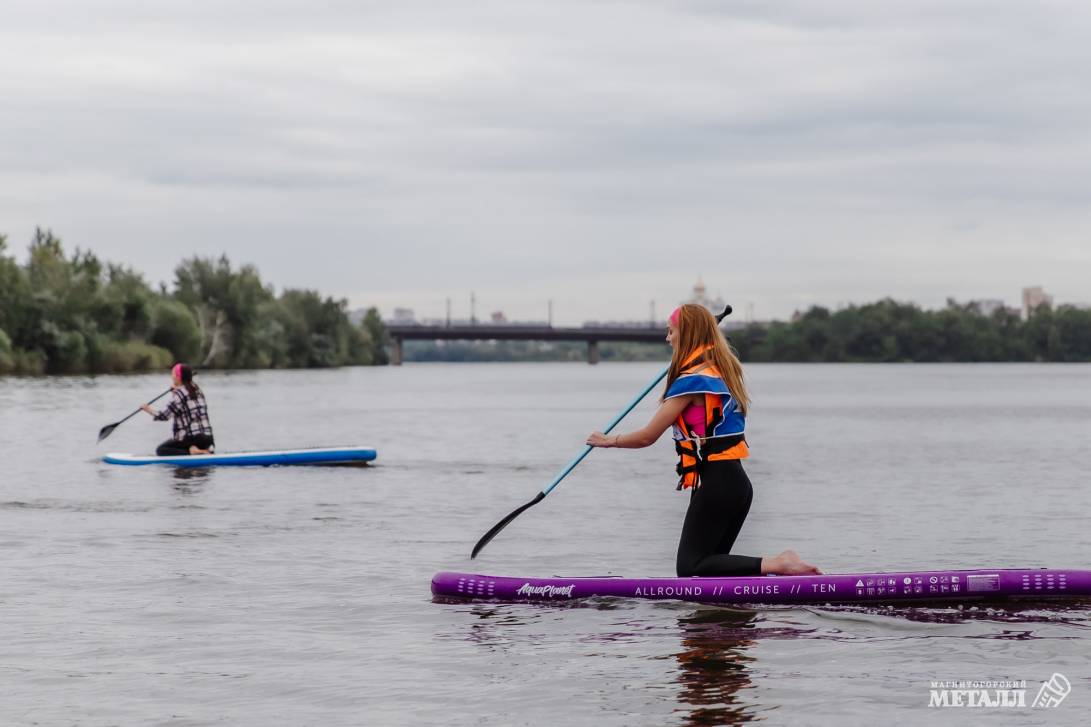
[2,0,1089,323]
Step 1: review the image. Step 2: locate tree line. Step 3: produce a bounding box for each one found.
[730,298,1091,363]
[0,228,389,375]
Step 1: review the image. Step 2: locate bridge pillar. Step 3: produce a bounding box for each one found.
[392,338,403,366]
[588,340,600,365]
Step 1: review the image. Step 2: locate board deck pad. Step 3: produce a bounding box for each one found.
[103,446,377,467]
[432,569,1091,605]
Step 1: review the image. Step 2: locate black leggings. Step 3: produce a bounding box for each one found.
[156,435,215,457]
[676,459,763,577]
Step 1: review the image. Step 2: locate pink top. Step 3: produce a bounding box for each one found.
[681,401,705,437]
[672,308,705,436]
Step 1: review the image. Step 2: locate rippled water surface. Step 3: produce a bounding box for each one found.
[1,363,1089,725]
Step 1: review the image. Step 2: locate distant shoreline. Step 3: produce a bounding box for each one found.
[5,231,1088,375]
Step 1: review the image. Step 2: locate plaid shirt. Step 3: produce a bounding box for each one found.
[155,388,214,441]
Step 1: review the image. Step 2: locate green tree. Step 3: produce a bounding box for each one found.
[360,307,389,365]
[0,327,13,374]
[1053,306,1091,361]
[149,298,203,362]
[277,289,368,367]
[0,235,34,345]
[174,255,276,367]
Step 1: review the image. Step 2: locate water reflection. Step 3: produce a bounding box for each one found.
[170,466,212,493]
[673,609,759,726]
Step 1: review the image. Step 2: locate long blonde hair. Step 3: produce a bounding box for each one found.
[663,304,750,415]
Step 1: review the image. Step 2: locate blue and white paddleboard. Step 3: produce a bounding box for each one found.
[103,446,377,467]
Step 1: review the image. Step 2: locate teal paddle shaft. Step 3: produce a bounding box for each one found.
[470,304,732,559]
[542,366,668,496]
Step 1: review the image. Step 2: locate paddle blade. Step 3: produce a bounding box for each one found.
[471,491,546,559]
[96,422,119,443]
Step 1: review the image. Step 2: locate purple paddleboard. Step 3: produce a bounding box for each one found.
[432,569,1091,605]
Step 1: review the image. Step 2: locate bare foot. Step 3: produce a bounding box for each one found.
[189,445,210,455]
[760,549,822,576]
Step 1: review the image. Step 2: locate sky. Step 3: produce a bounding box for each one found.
[2,0,1089,324]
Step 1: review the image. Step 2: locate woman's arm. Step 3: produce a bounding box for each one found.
[143,391,178,420]
[586,394,696,449]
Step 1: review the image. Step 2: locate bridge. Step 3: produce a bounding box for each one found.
[384,323,667,364]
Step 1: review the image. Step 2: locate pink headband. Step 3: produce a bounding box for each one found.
[669,307,682,326]
[172,363,183,380]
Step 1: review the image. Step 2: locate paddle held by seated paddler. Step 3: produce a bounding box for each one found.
[140,363,216,456]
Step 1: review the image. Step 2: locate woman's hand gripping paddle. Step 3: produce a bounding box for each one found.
[96,388,172,443]
[470,305,732,559]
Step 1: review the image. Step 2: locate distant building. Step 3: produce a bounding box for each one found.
[490,311,507,324]
[972,299,1007,316]
[391,307,416,324]
[685,278,726,314]
[1022,286,1053,319]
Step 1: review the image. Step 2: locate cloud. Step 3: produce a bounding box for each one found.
[2,0,1090,322]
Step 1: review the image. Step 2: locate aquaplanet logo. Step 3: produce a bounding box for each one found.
[516,583,575,598]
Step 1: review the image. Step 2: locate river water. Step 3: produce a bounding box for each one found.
[1,363,1088,725]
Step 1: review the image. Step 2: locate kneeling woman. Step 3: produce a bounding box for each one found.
[587,304,820,577]
[142,363,215,456]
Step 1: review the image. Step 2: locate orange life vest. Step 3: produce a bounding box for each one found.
[668,348,749,490]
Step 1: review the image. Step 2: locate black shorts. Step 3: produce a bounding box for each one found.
[156,434,215,456]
